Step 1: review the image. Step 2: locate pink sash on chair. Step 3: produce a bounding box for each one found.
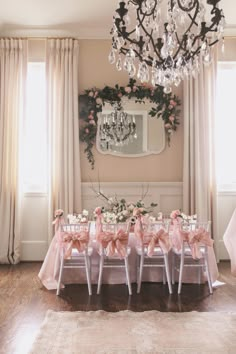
[97,229,129,258]
[145,229,172,257]
[61,231,89,259]
[179,228,214,259]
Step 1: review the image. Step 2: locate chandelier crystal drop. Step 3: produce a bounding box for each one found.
[99,104,137,148]
[109,0,225,93]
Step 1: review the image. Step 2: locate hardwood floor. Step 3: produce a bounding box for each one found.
[0,261,236,353]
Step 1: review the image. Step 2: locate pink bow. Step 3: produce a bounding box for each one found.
[97,229,128,258]
[144,229,171,257]
[62,231,89,259]
[180,228,214,259]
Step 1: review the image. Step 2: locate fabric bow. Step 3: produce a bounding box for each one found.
[180,228,214,259]
[97,229,128,258]
[52,216,64,232]
[145,229,171,257]
[62,231,89,259]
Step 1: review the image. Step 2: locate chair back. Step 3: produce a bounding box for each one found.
[60,222,91,258]
[179,220,213,259]
[97,222,130,258]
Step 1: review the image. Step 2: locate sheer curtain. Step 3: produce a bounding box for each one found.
[0,39,27,264]
[46,38,81,233]
[183,49,219,269]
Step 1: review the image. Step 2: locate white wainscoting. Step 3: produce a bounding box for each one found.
[20,193,49,261]
[20,182,183,261]
[216,191,236,260]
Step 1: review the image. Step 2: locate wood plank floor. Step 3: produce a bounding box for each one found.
[0,261,236,353]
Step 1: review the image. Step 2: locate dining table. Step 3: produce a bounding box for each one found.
[38,221,219,290]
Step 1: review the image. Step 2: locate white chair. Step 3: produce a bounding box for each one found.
[57,222,92,296]
[173,221,213,294]
[96,222,132,295]
[135,220,172,294]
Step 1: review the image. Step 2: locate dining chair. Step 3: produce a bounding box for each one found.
[96,222,132,295]
[172,221,214,294]
[134,220,172,294]
[57,222,92,296]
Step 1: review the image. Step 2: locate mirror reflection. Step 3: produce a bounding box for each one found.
[96,100,166,157]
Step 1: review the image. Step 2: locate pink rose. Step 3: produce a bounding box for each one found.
[132,86,137,92]
[88,114,94,120]
[168,105,173,110]
[170,100,177,106]
[118,92,123,98]
[165,123,171,129]
[125,86,131,93]
[88,91,94,97]
[54,209,64,217]
[170,209,181,219]
[94,207,102,215]
[169,115,175,122]
[85,128,89,133]
[94,91,98,97]
[89,120,96,125]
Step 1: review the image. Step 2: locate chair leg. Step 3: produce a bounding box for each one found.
[97,254,104,295]
[172,252,175,285]
[124,257,132,296]
[163,268,166,285]
[204,253,213,294]
[164,254,172,294]
[137,254,144,294]
[84,253,92,296]
[57,252,64,296]
[178,248,185,295]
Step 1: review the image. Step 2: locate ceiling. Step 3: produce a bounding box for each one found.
[0,0,235,38]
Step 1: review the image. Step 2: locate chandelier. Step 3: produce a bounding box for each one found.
[99,104,137,148]
[109,0,225,93]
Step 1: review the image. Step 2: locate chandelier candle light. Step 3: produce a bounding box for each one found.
[109,0,225,93]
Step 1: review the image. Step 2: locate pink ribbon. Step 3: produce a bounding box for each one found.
[95,214,103,241]
[61,230,89,259]
[145,229,172,257]
[179,228,214,259]
[97,229,129,258]
[52,216,64,232]
[134,217,144,243]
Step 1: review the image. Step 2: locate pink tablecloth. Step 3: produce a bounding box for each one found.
[223,208,236,275]
[38,222,219,290]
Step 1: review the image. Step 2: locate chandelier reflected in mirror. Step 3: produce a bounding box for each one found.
[109,0,225,93]
[99,104,137,149]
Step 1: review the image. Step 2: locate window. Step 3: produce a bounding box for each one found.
[215,62,236,189]
[22,62,47,193]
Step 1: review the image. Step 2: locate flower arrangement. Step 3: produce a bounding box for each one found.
[92,185,158,224]
[67,209,89,224]
[169,209,197,223]
[79,78,181,169]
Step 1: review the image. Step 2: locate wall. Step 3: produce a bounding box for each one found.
[78,40,184,183]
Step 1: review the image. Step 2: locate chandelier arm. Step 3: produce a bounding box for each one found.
[136,8,163,62]
[176,0,198,12]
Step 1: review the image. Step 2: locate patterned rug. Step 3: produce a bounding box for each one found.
[29,310,236,354]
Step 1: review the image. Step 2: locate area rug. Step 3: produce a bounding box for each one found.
[29,310,236,354]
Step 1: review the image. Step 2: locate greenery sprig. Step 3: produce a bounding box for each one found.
[79,78,181,169]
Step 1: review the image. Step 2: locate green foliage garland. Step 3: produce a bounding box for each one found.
[79,78,181,169]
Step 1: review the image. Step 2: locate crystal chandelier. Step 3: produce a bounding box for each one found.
[99,104,137,148]
[109,0,225,93]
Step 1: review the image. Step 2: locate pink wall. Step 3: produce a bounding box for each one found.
[78,39,184,182]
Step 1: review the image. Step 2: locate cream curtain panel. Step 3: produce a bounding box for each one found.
[46,38,81,228]
[0,39,27,264]
[183,50,217,236]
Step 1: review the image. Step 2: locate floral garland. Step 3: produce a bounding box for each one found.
[79,78,181,169]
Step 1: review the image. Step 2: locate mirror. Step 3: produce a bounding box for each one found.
[96,99,166,157]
